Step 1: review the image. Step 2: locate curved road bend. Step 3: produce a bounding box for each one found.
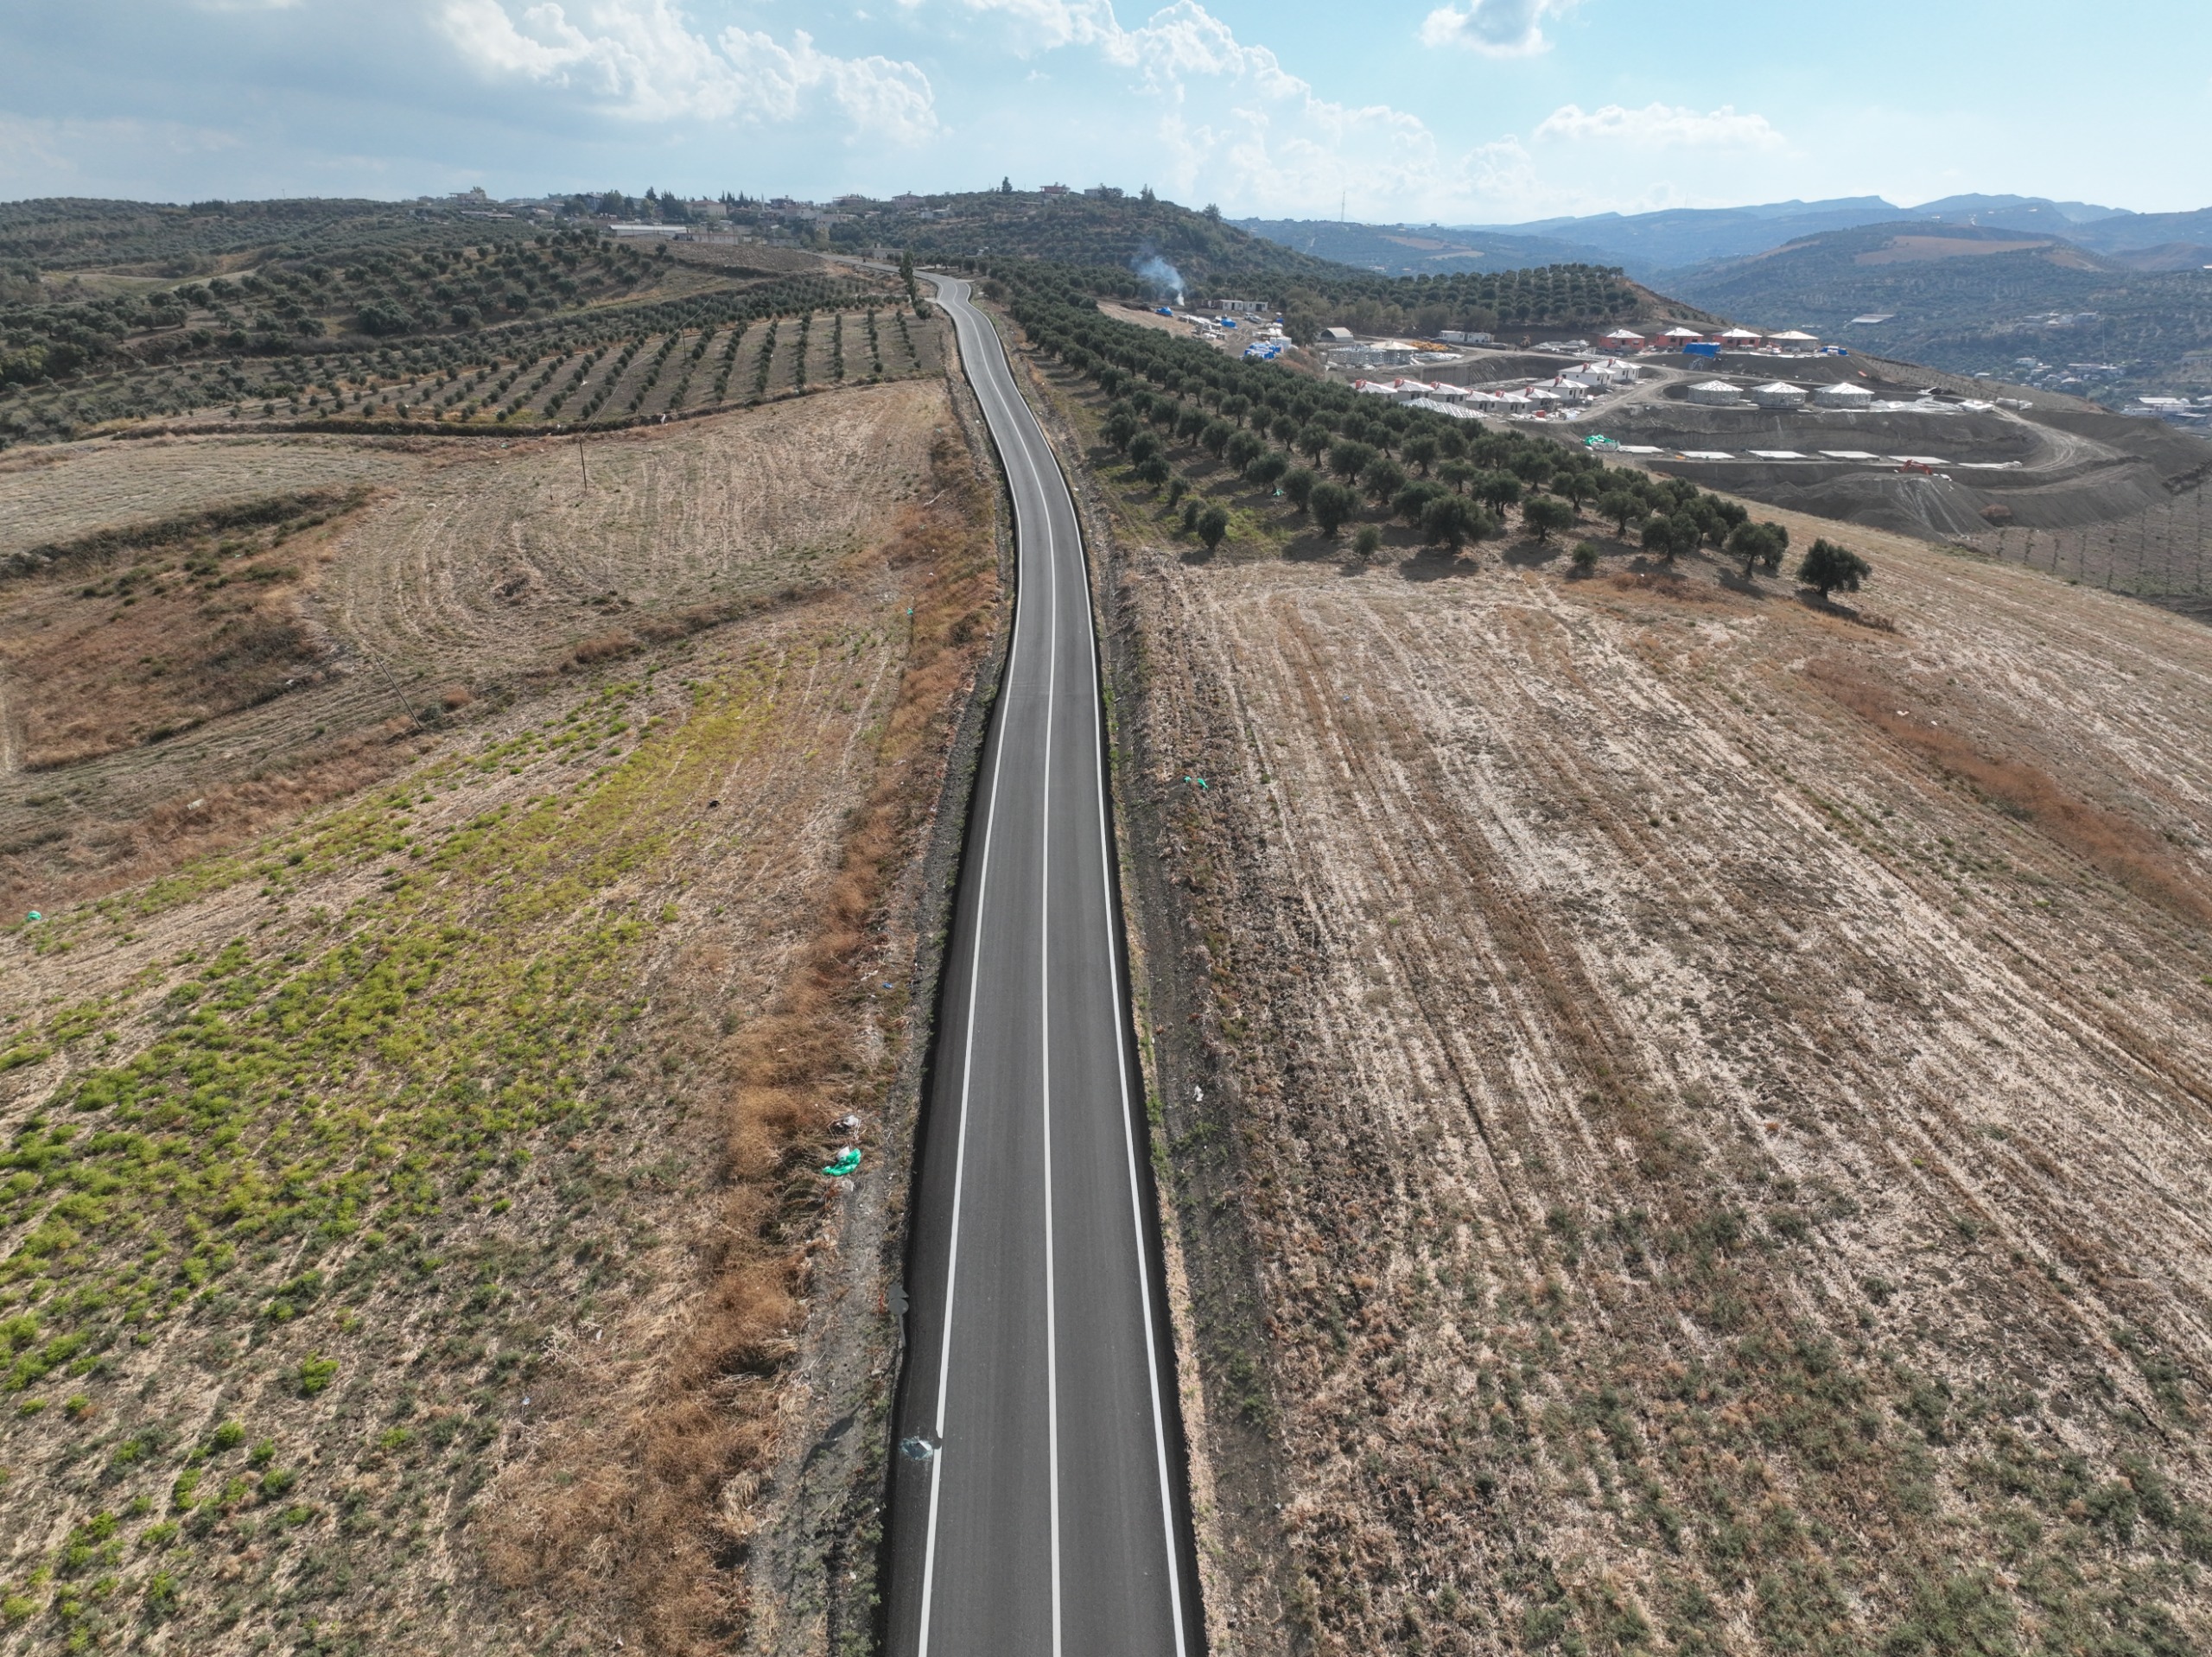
[884,278,1195,1655]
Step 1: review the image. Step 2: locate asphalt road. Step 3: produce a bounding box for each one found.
[883,278,1195,1656]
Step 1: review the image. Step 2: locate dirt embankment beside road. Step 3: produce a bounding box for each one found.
[1026,345,2212,1655]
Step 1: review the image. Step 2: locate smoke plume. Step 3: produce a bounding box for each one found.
[1130,248,1185,307]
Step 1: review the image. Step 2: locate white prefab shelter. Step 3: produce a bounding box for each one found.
[1718,327,1764,344]
[1686,379,1742,406]
[1813,382,1874,409]
[1663,327,1706,341]
[1603,328,1646,346]
[1769,329,1821,351]
[1751,381,1807,409]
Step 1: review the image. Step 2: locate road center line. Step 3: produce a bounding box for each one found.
[1040,469,1065,1657]
[1076,484,1193,1657]
[913,283,1018,1657]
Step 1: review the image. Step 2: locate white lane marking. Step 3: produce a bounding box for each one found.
[920,276,1185,1656]
[975,281,1192,1655]
[1039,446,1065,1657]
[1076,479,1193,1657]
[915,281,1017,1657]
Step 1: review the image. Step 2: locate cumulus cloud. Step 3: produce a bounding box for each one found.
[438,0,938,142]
[1535,101,1785,149]
[939,0,1457,213]
[938,0,1121,53]
[1417,0,1577,57]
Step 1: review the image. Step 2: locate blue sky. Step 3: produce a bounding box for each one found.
[3,1,2209,222]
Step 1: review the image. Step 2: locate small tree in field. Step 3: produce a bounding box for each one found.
[1310,481,1355,537]
[1422,492,1478,551]
[1598,489,1640,535]
[1361,456,1407,505]
[1327,440,1376,483]
[1282,467,1318,513]
[1198,505,1230,551]
[1641,513,1682,562]
[1572,539,1602,574]
[1727,520,1789,578]
[1799,538,1871,599]
[1353,524,1382,562]
[1523,494,1575,543]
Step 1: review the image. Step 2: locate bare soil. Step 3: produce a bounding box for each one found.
[1036,353,2212,1657]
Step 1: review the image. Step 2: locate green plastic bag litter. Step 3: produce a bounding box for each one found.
[821,1147,862,1178]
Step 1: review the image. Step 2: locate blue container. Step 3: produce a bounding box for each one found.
[1681,342,1719,359]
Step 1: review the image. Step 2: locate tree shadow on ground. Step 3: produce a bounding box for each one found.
[1501,535,1563,569]
[1394,545,1484,582]
[1281,530,1369,574]
[1796,590,1897,631]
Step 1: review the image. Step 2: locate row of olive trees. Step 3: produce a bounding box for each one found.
[1019,258,1871,592]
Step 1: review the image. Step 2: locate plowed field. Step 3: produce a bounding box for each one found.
[1058,360,2212,1655]
[0,375,998,1655]
[0,380,949,912]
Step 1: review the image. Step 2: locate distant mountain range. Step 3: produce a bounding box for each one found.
[1238,195,2212,282]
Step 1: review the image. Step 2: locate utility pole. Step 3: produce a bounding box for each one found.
[577,431,588,491]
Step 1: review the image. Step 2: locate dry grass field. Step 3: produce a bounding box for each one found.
[1032,354,2212,1657]
[0,372,997,1654]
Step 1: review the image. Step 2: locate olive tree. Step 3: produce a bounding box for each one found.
[1522,494,1575,543]
[1310,481,1356,536]
[1799,538,1872,599]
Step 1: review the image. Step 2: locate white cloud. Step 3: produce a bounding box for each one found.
[942,0,1121,53]
[1417,0,1577,57]
[1535,102,1785,149]
[941,1,1449,213]
[932,1,1764,219]
[438,0,938,143]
